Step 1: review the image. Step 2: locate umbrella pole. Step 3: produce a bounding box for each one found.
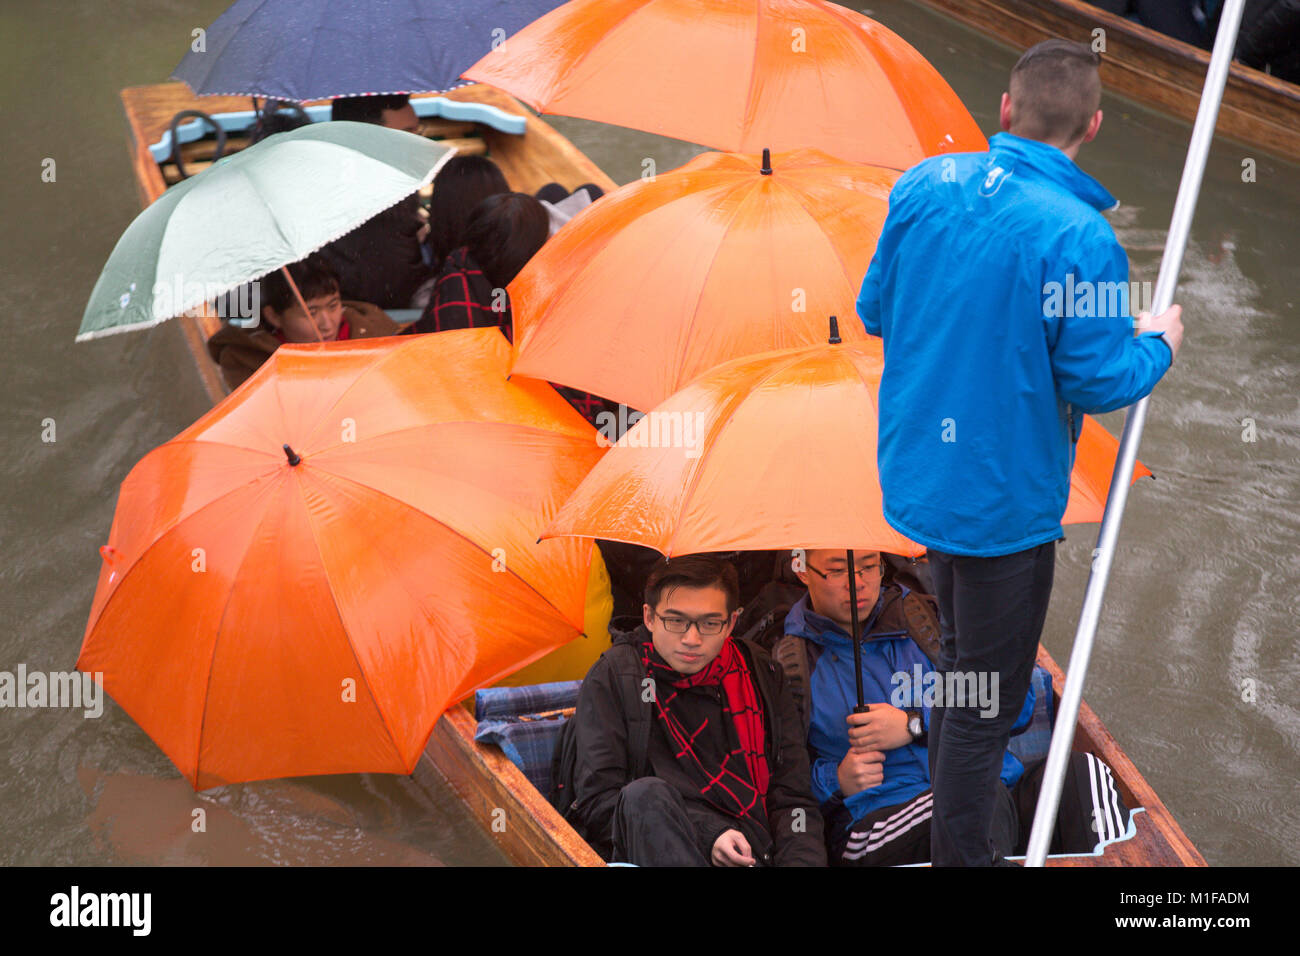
[1023,0,1247,867]
[847,548,868,714]
[280,266,326,343]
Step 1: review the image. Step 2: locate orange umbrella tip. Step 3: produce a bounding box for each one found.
[282,444,302,467]
[829,316,842,345]
[761,148,772,176]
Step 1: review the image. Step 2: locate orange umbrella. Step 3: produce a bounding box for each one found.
[1067,415,1153,523]
[510,148,895,413]
[544,328,1150,555]
[78,329,604,790]
[545,330,920,556]
[464,0,986,169]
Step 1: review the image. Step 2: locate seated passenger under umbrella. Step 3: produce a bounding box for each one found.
[207,254,399,389]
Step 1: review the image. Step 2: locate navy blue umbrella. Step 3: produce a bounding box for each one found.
[172,0,570,102]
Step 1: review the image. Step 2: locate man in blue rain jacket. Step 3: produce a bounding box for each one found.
[856,39,1182,866]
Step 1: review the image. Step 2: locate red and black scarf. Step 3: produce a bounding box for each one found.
[641,638,770,825]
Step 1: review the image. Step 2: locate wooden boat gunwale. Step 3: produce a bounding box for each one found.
[909,0,1300,160]
[118,80,1205,868]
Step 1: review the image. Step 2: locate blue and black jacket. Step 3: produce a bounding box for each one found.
[781,589,1033,823]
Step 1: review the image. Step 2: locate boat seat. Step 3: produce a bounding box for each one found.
[148,95,527,164]
[475,664,1058,797]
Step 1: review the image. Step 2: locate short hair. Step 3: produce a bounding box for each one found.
[428,156,510,267]
[330,94,411,125]
[259,254,340,315]
[1008,39,1101,145]
[463,192,550,289]
[644,555,740,615]
[250,110,310,145]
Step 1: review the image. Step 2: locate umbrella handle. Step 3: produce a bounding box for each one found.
[280,266,325,343]
[848,548,866,710]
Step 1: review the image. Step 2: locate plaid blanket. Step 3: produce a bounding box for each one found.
[474,681,581,794]
[1007,665,1056,766]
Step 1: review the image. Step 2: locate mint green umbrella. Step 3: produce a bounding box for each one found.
[77,121,454,341]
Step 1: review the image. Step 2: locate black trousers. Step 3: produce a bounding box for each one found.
[927,541,1057,866]
[830,752,1130,866]
[610,777,717,867]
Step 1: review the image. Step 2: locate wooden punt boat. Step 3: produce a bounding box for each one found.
[120,81,1204,867]
[910,0,1300,160]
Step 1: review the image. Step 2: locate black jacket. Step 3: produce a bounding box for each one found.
[318,195,432,309]
[569,623,826,866]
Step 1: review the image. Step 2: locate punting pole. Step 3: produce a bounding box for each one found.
[1024,0,1248,867]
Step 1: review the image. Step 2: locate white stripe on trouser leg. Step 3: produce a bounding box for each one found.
[1095,753,1125,839]
[1086,753,1119,842]
[844,793,932,850]
[843,794,933,860]
[1086,753,1108,842]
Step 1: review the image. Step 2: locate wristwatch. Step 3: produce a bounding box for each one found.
[906,710,926,746]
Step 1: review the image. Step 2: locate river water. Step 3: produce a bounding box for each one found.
[1,0,1295,865]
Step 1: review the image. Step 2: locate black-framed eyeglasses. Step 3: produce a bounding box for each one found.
[650,609,730,636]
[806,561,880,584]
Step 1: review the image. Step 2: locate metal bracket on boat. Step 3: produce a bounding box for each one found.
[168,110,226,180]
[148,96,527,163]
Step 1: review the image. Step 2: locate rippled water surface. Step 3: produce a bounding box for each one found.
[2,0,1295,865]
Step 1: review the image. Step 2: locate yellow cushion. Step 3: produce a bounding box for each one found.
[496,543,614,687]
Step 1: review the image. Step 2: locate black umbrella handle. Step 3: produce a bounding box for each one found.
[848,548,867,711]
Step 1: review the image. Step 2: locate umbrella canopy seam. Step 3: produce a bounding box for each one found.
[666,178,771,396]
[508,0,651,107]
[292,466,439,774]
[83,462,286,637]
[740,0,765,137]
[313,465,587,628]
[195,473,294,786]
[816,1,930,160]
[662,347,812,556]
[769,165,869,289]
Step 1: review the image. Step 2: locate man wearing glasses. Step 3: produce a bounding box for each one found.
[777,549,1127,865]
[566,553,826,866]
